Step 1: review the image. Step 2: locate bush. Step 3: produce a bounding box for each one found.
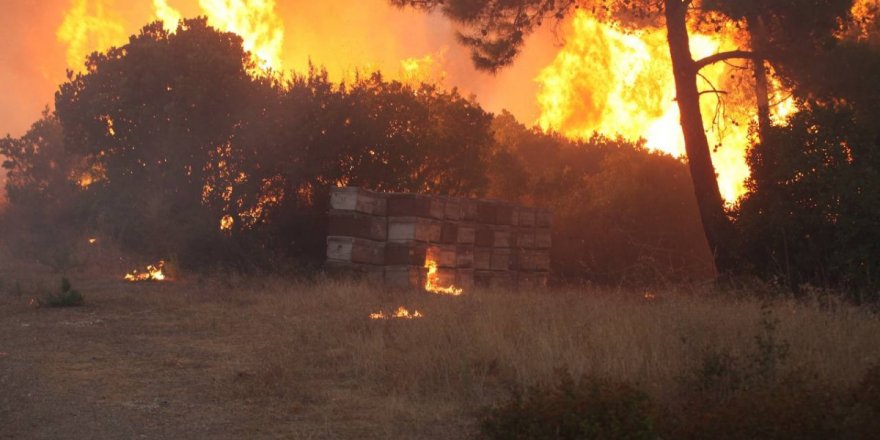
[736,102,880,298]
[44,277,84,308]
[481,370,657,440]
[667,308,880,439]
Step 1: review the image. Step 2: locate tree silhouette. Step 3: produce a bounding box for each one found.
[392,0,854,275]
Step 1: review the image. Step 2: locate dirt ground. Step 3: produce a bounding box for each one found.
[4,250,880,440]
[0,258,472,439]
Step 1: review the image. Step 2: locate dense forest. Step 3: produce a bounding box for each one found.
[1,14,878,297]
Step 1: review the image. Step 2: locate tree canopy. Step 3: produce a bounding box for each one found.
[393,0,866,276]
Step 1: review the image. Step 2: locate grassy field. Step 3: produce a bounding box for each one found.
[2,250,880,438]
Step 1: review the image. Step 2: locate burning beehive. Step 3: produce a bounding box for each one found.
[326,187,551,292]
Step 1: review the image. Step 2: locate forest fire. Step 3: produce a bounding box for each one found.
[536,11,794,201]
[58,0,283,75]
[369,306,423,320]
[123,261,168,282]
[45,1,815,204]
[424,257,463,296]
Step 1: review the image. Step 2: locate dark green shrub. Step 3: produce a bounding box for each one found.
[45,277,84,307]
[481,370,657,440]
[667,310,880,439]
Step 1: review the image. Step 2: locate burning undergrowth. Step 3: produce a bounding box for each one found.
[124,260,169,282]
[369,306,424,320]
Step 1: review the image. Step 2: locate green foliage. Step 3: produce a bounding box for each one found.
[7,19,493,271]
[45,277,84,308]
[680,307,791,399]
[736,102,880,297]
[1,17,715,284]
[489,113,715,285]
[668,308,845,440]
[481,370,657,440]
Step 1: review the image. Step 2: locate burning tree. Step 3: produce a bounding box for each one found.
[43,18,495,269]
[392,0,855,275]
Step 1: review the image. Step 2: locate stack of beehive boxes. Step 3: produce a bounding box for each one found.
[325,187,551,289]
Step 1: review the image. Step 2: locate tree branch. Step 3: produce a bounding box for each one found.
[694,50,762,72]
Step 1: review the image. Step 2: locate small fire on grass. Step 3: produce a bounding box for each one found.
[124,261,168,282]
[369,306,423,320]
[425,257,463,296]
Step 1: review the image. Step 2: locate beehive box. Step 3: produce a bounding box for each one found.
[326,187,551,290]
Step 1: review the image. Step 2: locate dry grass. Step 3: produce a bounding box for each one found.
[2,255,880,438]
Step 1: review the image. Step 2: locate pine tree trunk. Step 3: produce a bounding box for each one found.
[664,0,739,274]
[748,15,772,143]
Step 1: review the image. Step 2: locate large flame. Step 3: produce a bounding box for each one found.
[153,0,182,33]
[41,1,835,207]
[536,11,796,202]
[197,0,284,73]
[148,0,284,74]
[57,0,126,69]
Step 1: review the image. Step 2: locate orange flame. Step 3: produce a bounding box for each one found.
[57,0,126,69]
[400,51,447,85]
[153,0,182,33]
[219,214,234,231]
[536,12,794,202]
[196,0,285,74]
[58,0,284,76]
[124,260,168,281]
[424,257,463,296]
[369,306,423,320]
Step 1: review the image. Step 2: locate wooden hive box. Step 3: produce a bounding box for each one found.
[385,265,427,288]
[326,236,385,265]
[330,187,387,216]
[387,193,444,219]
[328,211,387,242]
[387,217,442,243]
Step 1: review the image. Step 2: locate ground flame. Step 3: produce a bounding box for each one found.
[124,260,168,281]
[369,306,423,320]
[424,257,463,296]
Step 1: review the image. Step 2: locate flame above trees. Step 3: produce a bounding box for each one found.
[59,0,284,76]
[57,0,126,69]
[536,11,795,202]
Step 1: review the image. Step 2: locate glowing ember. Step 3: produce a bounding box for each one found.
[424,257,463,296]
[88,238,97,244]
[369,306,423,320]
[78,173,94,188]
[220,214,234,231]
[124,261,168,282]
